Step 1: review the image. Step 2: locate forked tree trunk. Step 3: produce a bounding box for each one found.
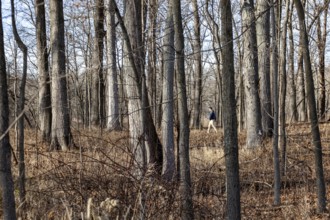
[36,0,51,142]
[11,0,28,207]
[241,0,262,148]
[294,0,326,212]
[50,0,73,151]
[220,0,241,218]
[0,0,17,217]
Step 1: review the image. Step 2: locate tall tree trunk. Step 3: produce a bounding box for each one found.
[191,0,202,129]
[241,0,262,148]
[256,0,272,136]
[36,0,51,142]
[0,0,17,217]
[294,0,327,212]
[297,33,307,121]
[279,0,291,177]
[50,0,73,150]
[106,0,120,131]
[271,0,281,205]
[220,0,241,218]
[11,0,28,207]
[161,5,175,181]
[316,2,328,120]
[288,3,298,122]
[91,0,105,127]
[171,0,194,218]
[112,0,162,173]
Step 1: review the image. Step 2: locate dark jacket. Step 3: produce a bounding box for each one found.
[209,111,216,120]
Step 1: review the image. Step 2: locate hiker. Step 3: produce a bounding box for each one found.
[207,107,217,133]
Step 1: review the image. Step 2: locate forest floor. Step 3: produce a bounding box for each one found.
[7,122,330,219]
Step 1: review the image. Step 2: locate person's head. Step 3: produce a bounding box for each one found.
[209,107,213,112]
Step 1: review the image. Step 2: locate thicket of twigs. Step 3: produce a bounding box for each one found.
[6,122,330,219]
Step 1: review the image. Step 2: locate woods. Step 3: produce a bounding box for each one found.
[1,0,330,218]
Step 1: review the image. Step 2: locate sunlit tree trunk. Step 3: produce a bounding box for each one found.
[50,0,73,150]
[0,0,17,217]
[294,0,326,212]
[220,0,241,218]
[241,0,262,148]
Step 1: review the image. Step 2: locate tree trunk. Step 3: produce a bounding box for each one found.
[11,0,28,207]
[191,0,202,129]
[279,0,291,177]
[36,0,52,142]
[50,0,73,150]
[106,0,120,131]
[271,0,281,205]
[256,0,272,136]
[288,3,298,122]
[316,2,328,120]
[294,0,327,212]
[220,0,241,218]
[297,34,307,121]
[241,0,262,148]
[91,0,105,127]
[0,0,17,217]
[161,5,175,181]
[171,0,194,218]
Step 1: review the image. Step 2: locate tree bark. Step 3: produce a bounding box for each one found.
[50,0,73,150]
[241,0,262,148]
[256,0,272,136]
[91,0,105,127]
[191,0,202,129]
[171,0,194,218]
[271,0,281,205]
[0,0,17,217]
[294,0,327,212]
[220,0,241,218]
[36,0,52,142]
[106,0,120,131]
[11,0,28,207]
[161,5,175,181]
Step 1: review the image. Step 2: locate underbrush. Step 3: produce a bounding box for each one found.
[7,122,330,219]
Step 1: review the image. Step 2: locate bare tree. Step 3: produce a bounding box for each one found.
[91,0,105,126]
[36,0,52,142]
[294,0,327,212]
[171,0,194,218]
[256,0,272,136]
[50,0,74,150]
[11,0,28,207]
[106,0,120,131]
[161,5,175,181]
[271,0,281,206]
[241,0,262,148]
[0,0,17,218]
[220,0,241,218]
[191,0,202,129]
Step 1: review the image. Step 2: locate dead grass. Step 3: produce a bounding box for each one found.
[5,122,330,219]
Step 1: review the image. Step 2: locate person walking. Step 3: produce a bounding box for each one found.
[208,107,217,133]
